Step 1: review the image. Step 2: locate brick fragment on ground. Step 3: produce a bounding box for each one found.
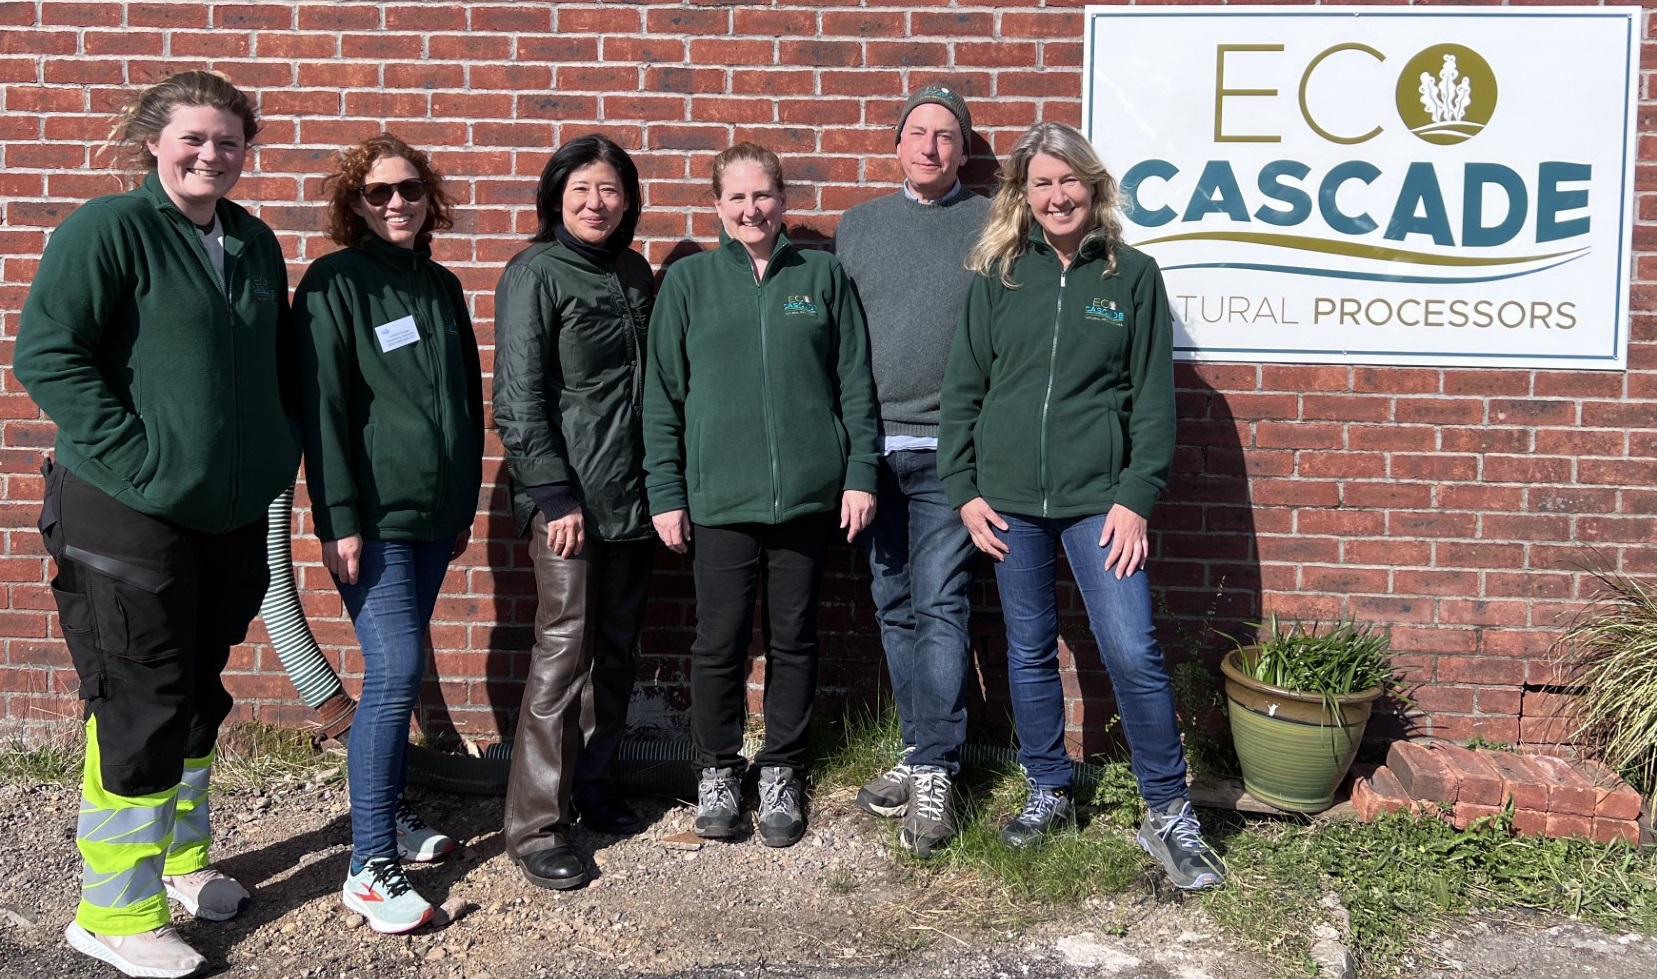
[1451,801,1504,831]
[1544,812,1593,841]
[1386,741,1460,803]
[1511,807,1549,837]
[1592,817,1641,845]
[1527,754,1597,818]
[1436,744,1505,806]
[1351,766,1412,821]
[1567,759,1644,821]
[1479,751,1551,812]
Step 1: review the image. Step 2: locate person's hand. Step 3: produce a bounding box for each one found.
[323,534,363,585]
[451,526,471,560]
[840,490,875,542]
[1099,503,1148,579]
[959,497,1010,562]
[653,509,691,554]
[545,510,585,559]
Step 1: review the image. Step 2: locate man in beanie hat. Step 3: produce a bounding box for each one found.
[834,82,989,857]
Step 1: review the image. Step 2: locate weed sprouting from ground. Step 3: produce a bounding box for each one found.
[1206,807,1657,976]
[212,720,341,790]
[0,735,82,784]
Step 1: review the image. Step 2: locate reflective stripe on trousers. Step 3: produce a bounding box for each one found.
[76,716,175,935]
[164,752,214,876]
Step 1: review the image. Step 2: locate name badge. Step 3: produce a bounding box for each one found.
[374,315,420,353]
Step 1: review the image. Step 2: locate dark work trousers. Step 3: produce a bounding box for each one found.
[39,462,270,797]
[689,515,831,773]
[504,517,654,858]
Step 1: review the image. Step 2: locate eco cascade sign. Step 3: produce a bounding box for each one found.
[1082,7,1639,369]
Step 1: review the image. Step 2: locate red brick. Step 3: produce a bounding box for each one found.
[1352,766,1413,822]
[1511,807,1550,837]
[1387,741,1461,803]
[1544,812,1594,841]
[1479,751,1551,812]
[1568,759,1644,821]
[1527,755,1598,818]
[1451,802,1503,831]
[1435,745,1505,806]
[1592,818,1641,846]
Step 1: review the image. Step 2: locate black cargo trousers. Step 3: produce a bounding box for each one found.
[39,460,270,797]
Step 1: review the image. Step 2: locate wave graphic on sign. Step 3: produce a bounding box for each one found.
[1133,230,1590,285]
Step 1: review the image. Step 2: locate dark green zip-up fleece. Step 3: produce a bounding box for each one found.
[643,231,880,526]
[939,231,1175,520]
[492,239,654,542]
[14,172,300,533]
[293,235,483,543]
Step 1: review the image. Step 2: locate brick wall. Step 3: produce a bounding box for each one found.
[0,1,1652,757]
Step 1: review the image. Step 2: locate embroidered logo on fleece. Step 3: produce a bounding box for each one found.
[249,276,278,303]
[782,295,819,316]
[1084,298,1125,323]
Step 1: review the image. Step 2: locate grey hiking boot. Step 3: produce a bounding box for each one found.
[1137,799,1225,890]
[898,765,955,856]
[1000,777,1076,849]
[855,745,915,818]
[756,766,806,847]
[694,767,741,838]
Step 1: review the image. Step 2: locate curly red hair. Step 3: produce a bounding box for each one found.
[322,133,455,248]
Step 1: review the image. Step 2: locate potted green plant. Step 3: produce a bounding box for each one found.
[1221,616,1402,813]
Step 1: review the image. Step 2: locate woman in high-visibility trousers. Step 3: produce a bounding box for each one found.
[14,71,300,977]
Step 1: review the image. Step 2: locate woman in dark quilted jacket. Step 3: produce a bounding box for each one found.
[491,134,656,892]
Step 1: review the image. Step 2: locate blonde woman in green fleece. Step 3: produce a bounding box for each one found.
[15,71,299,978]
[643,143,880,848]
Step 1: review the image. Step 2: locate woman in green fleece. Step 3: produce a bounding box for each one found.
[16,71,299,978]
[939,122,1224,890]
[293,134,483,935]
[644,143,880,848]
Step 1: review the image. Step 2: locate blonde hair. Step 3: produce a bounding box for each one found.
[964,121,1125,287]
[103,70,259,183]
[711,142,786,200]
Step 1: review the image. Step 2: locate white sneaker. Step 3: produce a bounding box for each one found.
[341,857,433,934]
[394,800,455,863]
[65,922,206,978]
[162,866,250,921]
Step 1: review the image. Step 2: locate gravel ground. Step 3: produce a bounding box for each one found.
[0,777,1655,979]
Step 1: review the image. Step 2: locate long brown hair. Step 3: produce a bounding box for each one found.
[321,133,455,248]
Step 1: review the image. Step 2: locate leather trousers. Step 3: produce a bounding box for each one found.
[504,517,653,858]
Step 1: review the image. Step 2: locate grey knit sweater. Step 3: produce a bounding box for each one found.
[835,189,990,439]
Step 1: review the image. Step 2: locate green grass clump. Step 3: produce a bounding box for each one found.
[215,719,340,789]
[1206,807,1657,976]
[1555,567,1657,794]
[0,735,83,784]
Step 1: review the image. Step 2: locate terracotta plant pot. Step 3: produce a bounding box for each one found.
[1221,647,1384,813]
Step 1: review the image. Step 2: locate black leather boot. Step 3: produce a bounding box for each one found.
[575,791,643,835]
[516,845,588,890]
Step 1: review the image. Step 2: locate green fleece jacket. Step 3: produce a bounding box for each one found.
[939,231,1175,520]
[643,231,879,526]
[14,172,299,533]
[293,235,483,542]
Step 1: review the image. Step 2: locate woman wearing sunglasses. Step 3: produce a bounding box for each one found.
[293,134,483,933]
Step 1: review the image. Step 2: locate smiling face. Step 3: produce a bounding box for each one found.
[350,154,428,249]
[145,104,247,223]
[1024,151,1097,255]
[897,102,965,201]
[560,160,627,246]
[714,160,786,259]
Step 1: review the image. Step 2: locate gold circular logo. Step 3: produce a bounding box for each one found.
[1395,44,1497,145]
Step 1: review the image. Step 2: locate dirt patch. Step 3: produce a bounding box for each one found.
[1,777,1654,978]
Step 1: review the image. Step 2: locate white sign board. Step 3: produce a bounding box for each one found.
[1083,7,1639,369]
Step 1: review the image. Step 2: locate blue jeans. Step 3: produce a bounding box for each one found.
[991,511,1188,808]
[858,451,975,772]
[335,538,453,862]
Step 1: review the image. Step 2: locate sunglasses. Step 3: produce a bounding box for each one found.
[358,179,428,206]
